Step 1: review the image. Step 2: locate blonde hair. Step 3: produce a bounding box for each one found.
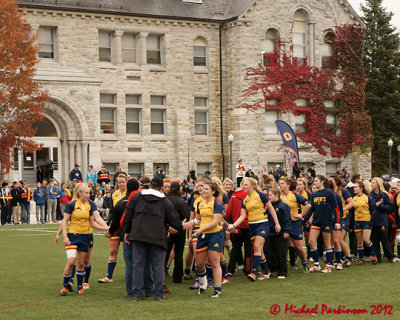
[242,177,262,193]
[222,178,234,187]
[362,180,372,195]
[72,183,89,200]
[296,177,308,189]
[211,176,225,200]
[371,177,390,197]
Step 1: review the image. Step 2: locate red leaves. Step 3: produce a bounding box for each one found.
[238,24,372,158]
[0,0,48,174]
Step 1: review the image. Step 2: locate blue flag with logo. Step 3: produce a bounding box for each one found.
[275,120,300,172]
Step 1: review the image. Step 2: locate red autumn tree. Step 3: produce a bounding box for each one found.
[239,24,372,158]
[0,0,48,175]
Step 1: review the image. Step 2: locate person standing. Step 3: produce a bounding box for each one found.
[86,165,97,185]
[69,164,83,182]
[123,177,182,301]
[235,159,245,187]
[47,179,59,223]
[59,183,72,216]
[0,182,12,225]
[33,182,46,224]
[308,163,316,179]
[11,181,22,224]
[97,165,111,186]
[20,181,32,224]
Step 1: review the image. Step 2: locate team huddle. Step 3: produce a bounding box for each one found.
[55,170,400,299]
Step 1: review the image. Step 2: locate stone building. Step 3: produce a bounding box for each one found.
[9,0,371,185]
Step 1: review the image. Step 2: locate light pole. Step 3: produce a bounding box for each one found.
[228,134,234,181]
[397,145,400,177]
[388,138,393,179]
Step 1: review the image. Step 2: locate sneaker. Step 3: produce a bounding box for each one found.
[289,264,298,269]
[343,260,351,267]
[189,282,199,290]
[309,264,321,272]
[222,277,230,284]
[210,290,222,298]
[257,274,269,280]
[198,288,206,295]
[183,273,193,280]
[77,289,85,295]
[154,295,167,301]
[364,256,372,262]
[357,259,364,265]
[277,275,286,279]
[393,257,400,262]
[227,272,233,277]
[237,265,244,270]
[335,263,343,270]
[67,282,74,292]
[163,286,171,294]
[98,277,113,283]
[371,256,378,265]
[247,273,256,281]
[321,266,332,273]
[60,287,67,296]
[207,280,213,288]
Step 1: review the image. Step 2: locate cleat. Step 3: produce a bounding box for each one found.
[309,264,321,272]
[189,282,199,290]
[364,256,372,262]
[335,263,343,270]
[222,277,230,284]
[98,277,113,283]
[277,275,286,279]
[393,257,400,262]
[198,288,206,295]
[210,290,222,298]
[77,289,85,295]
[163,286,171,294]
[357,259,364,265]
[371,256,378,265]
[60,287,67,296]
[257,273,269,280]
[67,282,74,292]
[247,273,256,281]
[82,283,89,290]
[343,260,351,267]
[321,266,332,273]
[227,272,233,277]
[302,264,310,273]
[183,273,193,280]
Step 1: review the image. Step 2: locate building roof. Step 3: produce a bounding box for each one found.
[17,0,253,22]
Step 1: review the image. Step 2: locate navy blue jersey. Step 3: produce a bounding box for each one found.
[308,188,337,225]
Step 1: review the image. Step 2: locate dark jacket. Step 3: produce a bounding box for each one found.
[267,198,292,236]
[123,189,182,250]
[69,168,82,181]
[11,187,22,206]
[166,193,190,221]
[370,191,393,227]
[109,194,129,234]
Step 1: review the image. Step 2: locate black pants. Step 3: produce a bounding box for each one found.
[228,228,251,274]
[348,230,357,255]
[371,226,394,259]
[317,232,324,257]
[236,177,244,187]
[1,203,10,225]
[165,230,186,283]
[265,235,289,276]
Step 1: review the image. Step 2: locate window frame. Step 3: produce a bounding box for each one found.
[38,26,56,60]
[126,108,141,135]
[194,110,208,136]
[193,37,207,67]
[147,34,162,65]
[150,109,166,135]
[121,33,137,64]
[265,109,280,135]
[99,30,113,63]
[100,107,116,135]
[128,163,144,178]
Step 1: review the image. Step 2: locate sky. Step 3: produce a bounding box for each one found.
[347,0,400,32]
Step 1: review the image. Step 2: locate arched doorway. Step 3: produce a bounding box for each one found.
[19,116,62,184]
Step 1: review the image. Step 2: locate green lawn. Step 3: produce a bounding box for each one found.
[0,224,398,320]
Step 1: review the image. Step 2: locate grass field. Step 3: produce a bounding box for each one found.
[0,224,399,320]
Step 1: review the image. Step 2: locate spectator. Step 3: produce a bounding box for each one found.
[274,164,285,182]
[98,164,111,185]
[20,181,32,224]
[113,167,127,186]
[94,191,105,219]
[33,181,46,224]
[86,165,97,185]
[103,190,112,220]
[69,164,83,182]
[235,159,245,187]
[245,166,255,178]
[154,166,166,179]
[11,181,22,224]
[308,163,316,179]
[59,183,71,216]
[46,178,59,223]
[1,182,11,225]
[293,161,301,178]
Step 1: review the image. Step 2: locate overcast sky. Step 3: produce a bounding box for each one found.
[347,0,400,32]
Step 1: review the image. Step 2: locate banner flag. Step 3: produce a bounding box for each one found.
[275,120,300,174]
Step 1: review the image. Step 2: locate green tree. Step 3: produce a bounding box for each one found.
[361,0,400,176]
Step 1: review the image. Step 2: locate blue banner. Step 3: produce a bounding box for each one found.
[275,120,300,172]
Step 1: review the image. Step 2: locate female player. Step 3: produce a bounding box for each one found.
[328,175,354,267]
[222,178,235,199]
[296,178,312,259]
[306,175,337,273]
[183,180,225,297]
[59,183,109,295]
[279,177,310,272]
[353,181,377,265]
[230,177,281,281]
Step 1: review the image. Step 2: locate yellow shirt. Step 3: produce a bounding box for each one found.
[192,195,203,227]
[112,189,127,207]
[354,194,372,222]
[280,191,305,221]
[198,197,224,234]
[65,200,97,234]
[242,191,269,223]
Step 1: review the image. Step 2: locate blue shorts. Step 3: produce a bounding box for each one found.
[249,221,269,240]
[302,220,310,232]
[110,231,123,242]
[311,223,332,233]
[290,220,303,240]
[341,216,349,231]
[67,233,93,252]
[196,230,224,253]
[355,221,371,232]
[191,226,199,244]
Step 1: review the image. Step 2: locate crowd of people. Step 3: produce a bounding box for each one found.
[1,161,400,300]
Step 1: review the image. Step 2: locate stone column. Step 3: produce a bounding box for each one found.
[68,141,76,175]
[18,149,23,181]
[81,141,89,180]
[138,31,149,65]
[308,21,316,66]
[61,140,68,184]
[113,30,124,64]
[76,141,82,172]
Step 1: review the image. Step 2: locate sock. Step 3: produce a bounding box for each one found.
[289,247,296,266]
[301,260,308,267]
[214,284,222,293]
[107,260,117,279]
[346,255,352,261]
[84,264,91,284]
[185,268,190,275]
[69,264,76,284]
[76,270,85,290]
[334,250,343,263]
[367,242,376,257]
[198,269,207,290]
[252,254,261,274]
[326,248,334,266]
[306,244,310,259]
[310,249,319,265]
[165,264,170,272]
[194,267,199,283]
[260,259,268,274]
[206,264,213,282]
[397,244,400,258]
[357,247,364,260]
[220,261,228,279]
[63,274,71,288]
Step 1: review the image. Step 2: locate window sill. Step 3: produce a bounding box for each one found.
[150,135,168,141]
[100,135,119,141]
[149,66,166,72]
[124,64,142,71]
[97,63,117,70]
[126,135,143,140]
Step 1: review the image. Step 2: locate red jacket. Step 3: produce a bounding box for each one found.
[225,189,249,229]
